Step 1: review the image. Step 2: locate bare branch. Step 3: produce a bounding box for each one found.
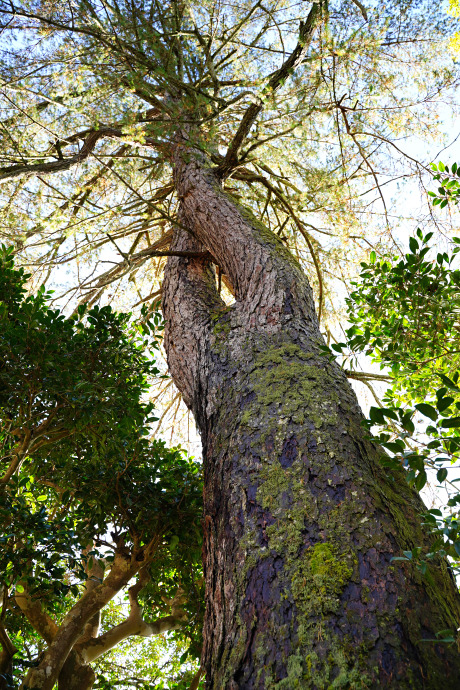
[0,128,163,185]
[79,574,187,663]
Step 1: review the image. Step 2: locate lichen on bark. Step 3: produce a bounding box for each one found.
[163,152,460,688]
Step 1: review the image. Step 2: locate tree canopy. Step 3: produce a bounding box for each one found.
[0,0,456,325]
[0,0,460,686]
[332,162,460,597]
[0,248,203,689]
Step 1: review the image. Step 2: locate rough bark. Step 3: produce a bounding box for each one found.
[163,150,460,688]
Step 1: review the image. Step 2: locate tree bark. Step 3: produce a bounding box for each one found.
[0,623,17,690]
[163,148,460,688]
[57,651,95,690]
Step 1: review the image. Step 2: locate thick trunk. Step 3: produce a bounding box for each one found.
[163,151,460,688]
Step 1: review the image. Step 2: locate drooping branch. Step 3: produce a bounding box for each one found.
[76,229,212,309]
[0,129,106,184]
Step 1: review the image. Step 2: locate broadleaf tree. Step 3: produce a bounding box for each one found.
[0,0,459,687]
[0,248,203,689]
[339,228,460,577]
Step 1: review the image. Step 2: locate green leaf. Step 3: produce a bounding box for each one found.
[438,374,460,391]
[400,416,415,434]
[437,468,448,483]
[369,250,376,264]
[440,417,460,428]
[369,407,385,424]
[414,403,438,421]
[415,471,427,491]
[409,237,419,253]
[382,441,405,453]
[380,408,399,421]
[437,396,454,413]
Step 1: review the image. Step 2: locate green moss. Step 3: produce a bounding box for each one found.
[292,542,354,625]
[361,585,371,604]
[241,344,338,434]
[252,460,365,688]
[274,654,304,688]
[210,305,232,338]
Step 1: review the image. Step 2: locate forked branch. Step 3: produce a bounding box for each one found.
[218,0,326,176]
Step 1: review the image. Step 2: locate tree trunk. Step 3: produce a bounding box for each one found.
[163,147,460,688]
[58,651,95,690]
[21,552,139,690]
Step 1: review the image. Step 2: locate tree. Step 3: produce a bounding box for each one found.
[339,219,460,580]
[0,1,459,687]
[0,248,203,689]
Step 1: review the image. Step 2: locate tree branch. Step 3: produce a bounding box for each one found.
[20,545,150,690]
[344,371,392,383]
[0,127,163,185]
[0,621,18,683]
[217,1,325,176]
[80,575,187,663]
[15,582,58,645]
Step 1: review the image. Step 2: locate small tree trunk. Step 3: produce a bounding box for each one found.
[163,151,460,688]
[58,651,95,690]
[0,623,17,690]
[21,552,139,690]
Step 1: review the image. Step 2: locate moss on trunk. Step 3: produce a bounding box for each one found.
[163,156,460,688]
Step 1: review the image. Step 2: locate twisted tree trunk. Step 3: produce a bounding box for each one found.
[163,147,460,688]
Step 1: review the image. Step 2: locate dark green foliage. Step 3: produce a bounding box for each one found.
[0,243,160,461]
[0,247,203,688]
[338,226,460,579]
